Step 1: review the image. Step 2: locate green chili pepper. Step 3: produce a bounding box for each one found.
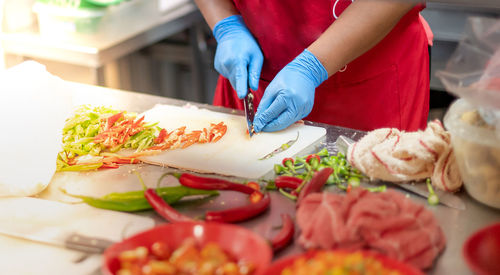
[366,185,387,192]
[282,158,296,173]
[58,162,102,172]
[274,164,286,175]
[62,186,218,212]
[265,181,277,190]
[347,176,361,187]
[427,178,439,206]
[279,188,297,201]
[317,148,329,157]
[102,186,214,201]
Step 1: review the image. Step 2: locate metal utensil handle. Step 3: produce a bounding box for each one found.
[65,233,114,254]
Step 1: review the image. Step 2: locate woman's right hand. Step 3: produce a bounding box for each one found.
[213,15,263,99]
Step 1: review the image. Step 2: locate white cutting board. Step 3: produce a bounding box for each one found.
[130,104,326,179]
[0,197,155,274]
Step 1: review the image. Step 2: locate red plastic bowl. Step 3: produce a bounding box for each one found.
[102,222,273,275]
[463,222,500,275]
[264,249,424,275]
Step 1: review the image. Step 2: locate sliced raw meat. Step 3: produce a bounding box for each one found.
[296,189,446,270]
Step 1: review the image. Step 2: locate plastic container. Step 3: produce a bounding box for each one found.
[436,17,500,130]
[444,98,500,209]
[33,2,107,35]
[32,0,160,44]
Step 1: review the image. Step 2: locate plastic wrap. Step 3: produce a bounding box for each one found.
[437,16,500,132]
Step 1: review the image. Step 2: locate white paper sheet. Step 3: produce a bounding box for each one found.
[0,61,72,197]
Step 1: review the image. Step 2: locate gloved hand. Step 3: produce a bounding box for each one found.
[253,49,328,132]
[213,15,264,99]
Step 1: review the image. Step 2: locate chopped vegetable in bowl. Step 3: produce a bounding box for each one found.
[264,250,424,275]
[116,238,255,275]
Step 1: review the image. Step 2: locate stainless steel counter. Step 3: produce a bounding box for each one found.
[51,81,499,275]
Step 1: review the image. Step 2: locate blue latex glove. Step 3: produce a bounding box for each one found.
[213,15,263,99]
[253,49,328,132]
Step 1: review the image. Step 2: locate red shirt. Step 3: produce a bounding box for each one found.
[213,0,430,131]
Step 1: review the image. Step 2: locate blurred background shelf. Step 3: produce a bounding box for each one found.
[1,0,499,113]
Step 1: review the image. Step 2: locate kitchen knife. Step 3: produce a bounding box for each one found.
[0,224,113,254]
[335,135,466,210]
[0,197,155,255]
[243,90,256,137]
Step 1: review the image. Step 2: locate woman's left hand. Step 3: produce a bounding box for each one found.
[253,49,328,132]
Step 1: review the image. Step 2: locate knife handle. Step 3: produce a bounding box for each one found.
[65,233,114,254]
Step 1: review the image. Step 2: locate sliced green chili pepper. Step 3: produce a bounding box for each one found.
[366,185,387,192]
[347,176,361,187]
[259,132,299,160]
[58,163,103,172]
[427,178,439,206]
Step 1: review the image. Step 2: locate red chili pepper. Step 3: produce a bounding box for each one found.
[275,176,302,189]
[249,191,263,203]
[346,184,352,193]
[306,154,321,171]
[297,167,333,205]
[154,128,168,144]
[144,188,193,223]
[178,173,255,195]
[205,193,271,223]
[105,112,123,130]
[247,181,261,192]
[99,163,119,169]
[282,157,294,167]
[306,154,320,164]
[270,213,294,252]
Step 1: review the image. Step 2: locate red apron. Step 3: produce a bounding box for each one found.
[213,0,430,131]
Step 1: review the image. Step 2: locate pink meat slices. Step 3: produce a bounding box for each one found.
[297,189,446,270]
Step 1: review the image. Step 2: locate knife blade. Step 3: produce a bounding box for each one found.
[243,90,256,137]
[335,135,466,210]
[0,224,113,254]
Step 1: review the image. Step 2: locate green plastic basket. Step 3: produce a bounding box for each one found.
[33,1,108,34]
[36,0,126,8]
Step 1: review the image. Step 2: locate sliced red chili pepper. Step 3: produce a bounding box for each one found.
[154,128,168,144]
[275,176,302,189]
[346,183,352,193]
[205,193,271,223]
[105,112,123,130]
[103,156,140,165]
[270,213,294,252]
[99,163,119,169]
[247,181,260,192]
[297,167,333,205]
[132,115,145,128]
[249,191,263,203]
[144,188,193,223]
[178,173,255,195]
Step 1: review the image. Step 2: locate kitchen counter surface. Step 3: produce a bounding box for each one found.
[41,81,500,274]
